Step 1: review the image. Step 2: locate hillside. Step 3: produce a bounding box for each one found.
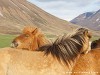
[71,9,100,31]
[0,0,78,35]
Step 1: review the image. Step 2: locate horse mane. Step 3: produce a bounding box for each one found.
[38,28,87,66]
[91,38,100,49]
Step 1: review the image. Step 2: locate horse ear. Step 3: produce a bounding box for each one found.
[83,30,92,38]
[83,30,88,36]
[32,28,38,35]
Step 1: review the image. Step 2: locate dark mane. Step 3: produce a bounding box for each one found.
[91,40,97,49]
[38,28,88,66]
[91,39,100,49]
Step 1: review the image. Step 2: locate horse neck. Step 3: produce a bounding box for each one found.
[57,54,81,73]
[47,53,80,73]
[69,54,81,71]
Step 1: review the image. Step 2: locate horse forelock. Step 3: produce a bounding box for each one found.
[38,30,88,67]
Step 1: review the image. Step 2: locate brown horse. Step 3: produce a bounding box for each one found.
[91,38,100,49]
[0,28,98,75]
[11,26,49,51]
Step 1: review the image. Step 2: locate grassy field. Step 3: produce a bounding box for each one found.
[0,34,99,48]
[0,34,16,48]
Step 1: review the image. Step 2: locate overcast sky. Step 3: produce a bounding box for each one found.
[28,0,100,21]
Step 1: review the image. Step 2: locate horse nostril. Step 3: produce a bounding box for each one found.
[11,41,18,48]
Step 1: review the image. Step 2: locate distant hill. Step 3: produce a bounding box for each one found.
[71,9,100,31]
[0,0,78,35]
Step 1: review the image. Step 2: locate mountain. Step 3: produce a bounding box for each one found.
[0,0,78,35]
[71,9,100,31]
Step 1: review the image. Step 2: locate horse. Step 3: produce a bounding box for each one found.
[71,48,100,75]
[91,38,100,49]
[0,28,97,75]
[11,26,49,51]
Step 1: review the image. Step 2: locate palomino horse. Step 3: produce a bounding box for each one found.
[91,38,100,49]
[0,28,98,75]
[11,26,49,51]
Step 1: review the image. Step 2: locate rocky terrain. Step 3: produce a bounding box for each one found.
[0,0,78,35]
[71,9,100,31]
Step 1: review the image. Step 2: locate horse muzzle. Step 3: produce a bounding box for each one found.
[11,41,18,48]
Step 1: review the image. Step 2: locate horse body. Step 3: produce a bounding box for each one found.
[0,48,100,75]
[0,48,69,75]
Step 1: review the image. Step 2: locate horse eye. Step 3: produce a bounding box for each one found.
[24,34,29,37]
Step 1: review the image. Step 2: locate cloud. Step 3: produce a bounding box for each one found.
[36,0,100,7]
[28,0,100,21]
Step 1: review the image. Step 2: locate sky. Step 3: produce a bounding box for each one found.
[27,0,100,21]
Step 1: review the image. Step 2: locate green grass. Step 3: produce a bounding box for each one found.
[91,36,100,41]
[45,34,57,38]
[0,34,16,48]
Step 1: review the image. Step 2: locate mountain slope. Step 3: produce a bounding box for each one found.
[0,0,78,35]
[71,9,100,31]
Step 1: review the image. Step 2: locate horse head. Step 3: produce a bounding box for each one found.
[11,26,48,51]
